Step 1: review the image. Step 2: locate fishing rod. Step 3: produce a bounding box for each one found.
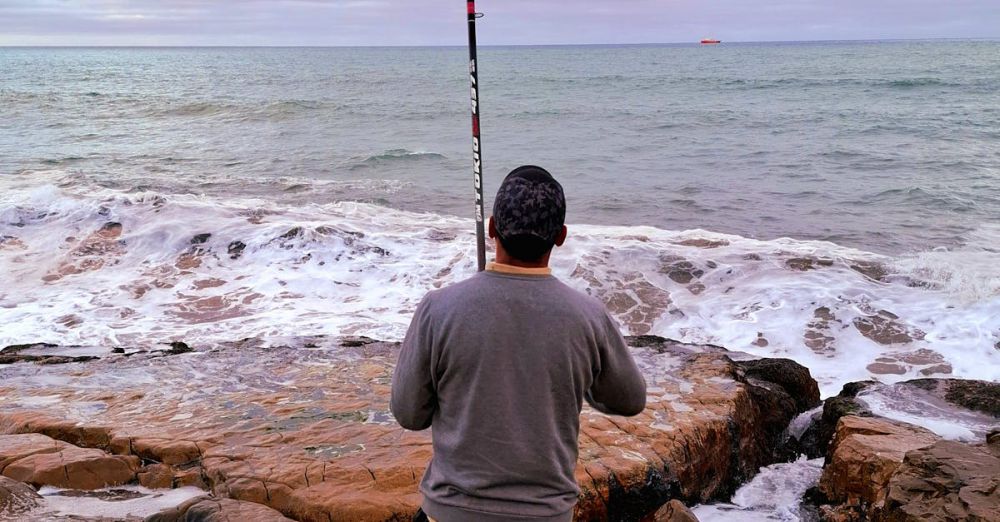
[468,0,486,271]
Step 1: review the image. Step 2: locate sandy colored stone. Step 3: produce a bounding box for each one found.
[0,433,70,472]
[138,463,175,489]
[818,416,939,519]
[132,438,202,466]
[2,444,139,489]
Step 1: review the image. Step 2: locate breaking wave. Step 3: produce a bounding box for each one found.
[1,182,998,397]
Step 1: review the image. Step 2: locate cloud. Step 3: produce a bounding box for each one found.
[0,0,996,46]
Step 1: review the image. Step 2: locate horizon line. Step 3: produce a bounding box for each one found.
[1,36,998,49]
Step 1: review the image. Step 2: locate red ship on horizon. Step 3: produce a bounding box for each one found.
[700,38,722,44]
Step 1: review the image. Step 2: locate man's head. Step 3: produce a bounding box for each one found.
[489,165,567,264]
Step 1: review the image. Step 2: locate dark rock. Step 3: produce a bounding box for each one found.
[112,347,126,354]
[649,499,699,522]
[339,336,379,348]
[902,379,1000,417]
[795,381,876,459]
[36,356,99,365]
[786,257,833,271]
[0,344,99,366]
[227,241,246,259]
[166,342,193,355]
[850,261,889,282]
[190,233,212,245]
[736,358,822,412]
[100,222,123,233]
[878,440,1000,521]
[626,335,674,348]
[1,343,58,355]
[279,227,304,240]
[0,476,41,515]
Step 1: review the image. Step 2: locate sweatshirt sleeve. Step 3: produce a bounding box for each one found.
[585,312,647,416]
[390,296,437,431]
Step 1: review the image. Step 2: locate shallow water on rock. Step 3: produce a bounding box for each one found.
[9,485,204,521]
[857,383,999,442]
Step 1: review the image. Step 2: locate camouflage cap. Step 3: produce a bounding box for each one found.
[492,165,566,244]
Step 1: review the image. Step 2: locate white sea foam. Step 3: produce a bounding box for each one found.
[33,485,204,519]
[691,456,824,521]
[1,182,998,397]
[857,383,999,442]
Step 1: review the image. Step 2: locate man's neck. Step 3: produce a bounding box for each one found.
[494,251,551,269]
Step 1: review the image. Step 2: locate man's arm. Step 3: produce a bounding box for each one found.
[586,313,647,416]
[390,297,437,430]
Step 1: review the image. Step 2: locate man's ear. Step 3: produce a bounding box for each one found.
[554,225,567,247]
[488,216,497,239]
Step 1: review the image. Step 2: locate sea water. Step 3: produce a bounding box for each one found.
[1,41,998,520]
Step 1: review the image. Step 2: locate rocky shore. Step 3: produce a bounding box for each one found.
[1,337,996,521]
[792,379,1000,522]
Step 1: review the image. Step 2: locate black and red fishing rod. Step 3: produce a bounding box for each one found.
[468,0,486,271]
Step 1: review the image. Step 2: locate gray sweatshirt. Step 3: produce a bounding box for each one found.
[390,268,647,522]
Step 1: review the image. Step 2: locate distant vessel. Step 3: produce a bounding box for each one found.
[700,38,721,44]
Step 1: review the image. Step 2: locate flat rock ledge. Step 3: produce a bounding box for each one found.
[0,336,819,521]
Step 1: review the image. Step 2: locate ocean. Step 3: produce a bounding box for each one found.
[2,41,998,394]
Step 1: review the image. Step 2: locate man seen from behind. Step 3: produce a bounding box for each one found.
[391,165,647,522]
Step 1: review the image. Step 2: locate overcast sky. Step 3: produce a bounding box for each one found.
[1,0,998,46]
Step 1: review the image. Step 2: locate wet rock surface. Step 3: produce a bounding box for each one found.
[147,496,296,522]
[809,411,1000,521]
[793,381,875,459]
[879,439,1000,521]
[0,476,41,517]
[816,416,939,518]
[0,336,815,521]
[903,378,1000,417]
[0,343,100,365]
[648,499,699,522]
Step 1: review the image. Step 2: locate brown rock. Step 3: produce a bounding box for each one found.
[0,476,41,516]
[132,438,201,465]
[817,416,939,520]
[138,463,175,489]
[651,499,699,522]
[147,496,295,522]
[0,337,818,521]
[0,433,69,472]
[853,315,925,345]
[3,444,139,489]
[878,440,1000,521]
[866,362,907,375]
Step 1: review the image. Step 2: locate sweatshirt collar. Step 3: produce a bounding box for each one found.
[486,262,552,276]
